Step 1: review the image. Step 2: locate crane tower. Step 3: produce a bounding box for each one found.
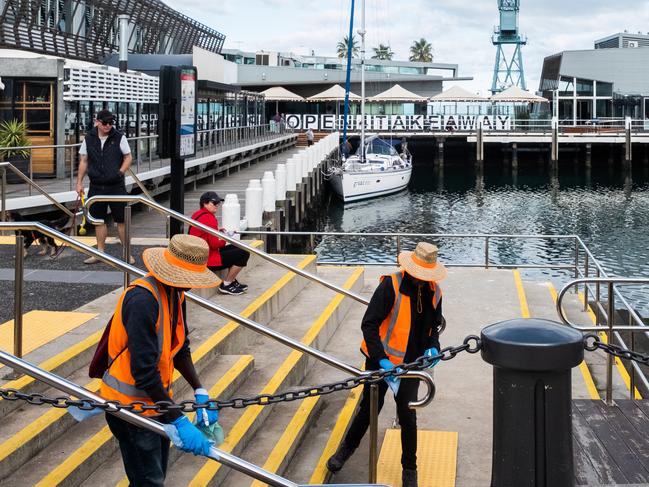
[491,0,527,94]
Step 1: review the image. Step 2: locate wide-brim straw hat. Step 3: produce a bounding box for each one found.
[397,242,447,282]
[142,234,221,289]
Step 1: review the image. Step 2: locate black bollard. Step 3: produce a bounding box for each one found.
[481,318,584,487]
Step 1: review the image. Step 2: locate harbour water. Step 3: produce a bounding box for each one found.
[315,152,649,311]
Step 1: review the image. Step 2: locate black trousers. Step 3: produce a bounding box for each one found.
[343,363,420,470]
[208,244,250,271]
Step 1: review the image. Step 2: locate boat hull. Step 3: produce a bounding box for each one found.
[330,166,412,203]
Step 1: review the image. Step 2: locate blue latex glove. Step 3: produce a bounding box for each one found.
[194,388,219,427]
[164,415,213,456]
[424,347,441,368]
[379,358,401,396]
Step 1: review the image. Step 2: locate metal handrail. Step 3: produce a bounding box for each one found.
[0,349,298,487]
[557,277,649,405]
[0,162,76,219]
[84,195,370,306]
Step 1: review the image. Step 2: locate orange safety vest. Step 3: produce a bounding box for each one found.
[100,274,186,416]
[360,271,441,365]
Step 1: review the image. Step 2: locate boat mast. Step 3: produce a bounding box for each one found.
[342,0,355,148]
[359,0,366,162]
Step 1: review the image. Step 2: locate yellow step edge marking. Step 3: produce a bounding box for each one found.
[512,270,530,318]
[575,288,642,400]
[0,311,97,369]
[0,236,98,246]
[31,256,315,486]
[38,356,254,487]
[377,429,458,487]
[546,283,600,400]
[309,362,365,485]
[189,267,364,486]
[249,395,321,487]
[0,379,101,463]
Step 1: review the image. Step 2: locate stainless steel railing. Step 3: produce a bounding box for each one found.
[557,277,649,405]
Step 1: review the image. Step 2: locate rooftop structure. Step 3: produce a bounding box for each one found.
[0,0,226,62]
[595,31,649,49]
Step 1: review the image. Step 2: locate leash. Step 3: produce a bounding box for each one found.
[50,194,84,260]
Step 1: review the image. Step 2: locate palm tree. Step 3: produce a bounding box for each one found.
[371,44,394,60]
[409,38,433,62]
[336,35,359,58]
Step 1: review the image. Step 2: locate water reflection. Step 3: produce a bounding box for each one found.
[316,157,649,310]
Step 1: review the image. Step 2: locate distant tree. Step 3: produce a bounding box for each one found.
[372,44,394,60]
[409,38,433,62]
[337,35,359,58]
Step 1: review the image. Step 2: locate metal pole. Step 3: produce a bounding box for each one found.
[0,350,298,487]
[368,383,379,484]
[574,239,579,294]
[630,316,635,400]
[396,235,401,262]
[14,235,24,358]
[28,150,33,195]
[123,205,132,288]
[583,253,589,312]
[485,236,490,269]
[1,168,6,230]
[595,268,601,327]
[606,281,614,406]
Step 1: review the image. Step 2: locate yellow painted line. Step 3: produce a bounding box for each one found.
[309,369,364,484]
[575,289,641,399]
[30,256,314,486]
[250,395,321,487]
[0,311,97,370]
[189,267,364,487]
[0,235,98,246]
[0,379,101,463]
[82,355,254,487]
[378,429,457,487]
[512,270,530,318]
[546,283,600,401]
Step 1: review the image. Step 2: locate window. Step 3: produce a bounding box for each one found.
[255,54,269,66]
[576,79,593,97]
[596,99,612,118]
[596,81,613,97]
[559,77,574,97]
[399,67,421,75]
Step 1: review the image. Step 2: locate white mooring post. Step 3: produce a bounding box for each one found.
[285,160,297,191]
[551,116,559,163]
[275,164,286,201]
[221,194,241,233]
[245,179,263,228]
[625,116,633,162]
[262,171,276,212]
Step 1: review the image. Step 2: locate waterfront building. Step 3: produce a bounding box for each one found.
[539,33,649,125]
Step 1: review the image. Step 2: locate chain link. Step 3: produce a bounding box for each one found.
[584,332,649,366]
[0,336,481,414]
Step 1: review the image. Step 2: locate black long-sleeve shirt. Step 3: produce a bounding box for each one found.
[361,272,443,369]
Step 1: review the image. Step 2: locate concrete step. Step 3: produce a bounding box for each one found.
[163,265,364,487]
[0,254,315,484]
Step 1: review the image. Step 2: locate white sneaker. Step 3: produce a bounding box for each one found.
[128,255,136,265]
[84,256,100,265]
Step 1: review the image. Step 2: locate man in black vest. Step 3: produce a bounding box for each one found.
[76,109,133,264]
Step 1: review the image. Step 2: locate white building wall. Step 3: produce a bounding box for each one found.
[192,46,237,84]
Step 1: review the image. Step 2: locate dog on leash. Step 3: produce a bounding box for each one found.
[6,211,71,258]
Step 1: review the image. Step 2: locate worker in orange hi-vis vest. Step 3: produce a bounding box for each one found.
[100,235,222,486]
[327,242,447,487]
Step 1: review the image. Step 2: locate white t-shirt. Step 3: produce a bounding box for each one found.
[79,134,131,156]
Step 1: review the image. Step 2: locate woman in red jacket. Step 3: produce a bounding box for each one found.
[189,191,250,295]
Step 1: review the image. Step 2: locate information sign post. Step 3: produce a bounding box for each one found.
[158,65,197,236]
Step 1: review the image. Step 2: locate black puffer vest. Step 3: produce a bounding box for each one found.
[85,127,125,186]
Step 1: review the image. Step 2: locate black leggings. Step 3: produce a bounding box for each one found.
[209,245,250,271]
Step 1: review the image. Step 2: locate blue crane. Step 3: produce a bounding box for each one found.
[491,0,527,94]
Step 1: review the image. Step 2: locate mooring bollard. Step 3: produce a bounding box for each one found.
[481,318,584,487]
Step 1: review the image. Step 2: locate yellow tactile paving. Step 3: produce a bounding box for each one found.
[377,429,458,487]
[0,235,97,246]
[0,311,97,366]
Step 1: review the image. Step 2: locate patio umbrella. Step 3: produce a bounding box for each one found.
[430,85,488,102]
[307,84,361,102]
[490,85,549,103]
[368,84,427,102]
[260,86,305,113]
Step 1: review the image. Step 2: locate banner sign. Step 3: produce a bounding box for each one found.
[285,114,512,132]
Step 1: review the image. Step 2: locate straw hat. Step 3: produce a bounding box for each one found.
[397,242,447,282]
[142,235,221,289]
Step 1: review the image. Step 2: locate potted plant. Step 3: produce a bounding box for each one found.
[0,119,31,183]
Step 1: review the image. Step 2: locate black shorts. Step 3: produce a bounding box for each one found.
[87,183,127,223]
[209,245,250,271]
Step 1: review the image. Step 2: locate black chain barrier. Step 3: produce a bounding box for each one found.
[0,336,482,414]
[584,332,649,366]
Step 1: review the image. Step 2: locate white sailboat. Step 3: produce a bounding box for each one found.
[330,0,413,203]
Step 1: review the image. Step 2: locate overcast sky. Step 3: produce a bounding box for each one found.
[165,0,649,95]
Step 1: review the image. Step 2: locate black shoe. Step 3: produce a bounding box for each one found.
[326,442,354,472]
[218,282,244,295]
[402,468,418,487]
[232,279,248,291]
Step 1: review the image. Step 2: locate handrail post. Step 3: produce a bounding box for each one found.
[368,383,379,484]
[1,168,6,232]
[28,149,33,196]
[396,235,401,262]
[595,268,601,327]
[485,236,490,269]
[583,253,589,312]
[574,239,580,294]
[14,235,24,359]
[123,205,132,288]
[606,281,614,406]
[630,314,635,400]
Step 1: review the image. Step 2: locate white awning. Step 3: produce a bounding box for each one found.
[308,84,361,102]
[490,85,549,103]
[260,86,304,102]
[368,84,427,102]
[430,85,488,102]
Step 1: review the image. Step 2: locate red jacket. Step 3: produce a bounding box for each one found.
[189,208,226,267]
